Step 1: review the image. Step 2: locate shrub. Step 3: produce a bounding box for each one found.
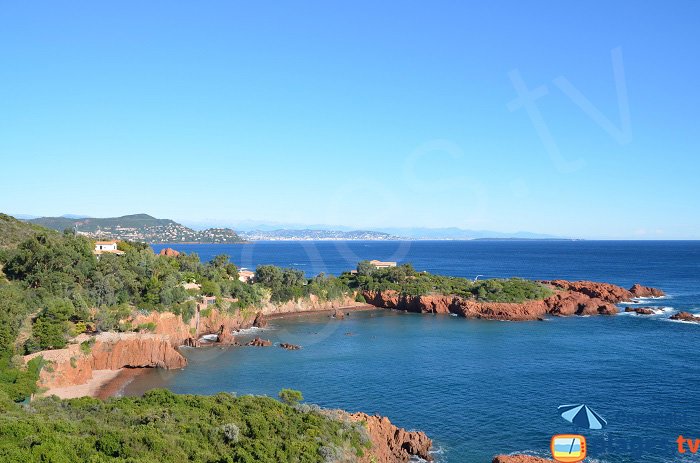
[278,388,303,405]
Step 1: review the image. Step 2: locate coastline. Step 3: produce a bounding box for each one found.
[30,280,666,401]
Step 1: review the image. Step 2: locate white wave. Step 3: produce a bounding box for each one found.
[631,295,668,301]
[232,326,272,335]
[666,318,700,326]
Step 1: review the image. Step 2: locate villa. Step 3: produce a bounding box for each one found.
[93,240,125,256]
[238,268,255,283]
[369,259,397,268]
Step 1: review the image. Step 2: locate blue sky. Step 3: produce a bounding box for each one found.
[1,1,698,239]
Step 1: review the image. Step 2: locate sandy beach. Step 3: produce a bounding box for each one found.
[40,369,122,399]
[40,368,146,400]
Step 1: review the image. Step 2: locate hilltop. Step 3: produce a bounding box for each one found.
[0,213,55,249]
[27,214,244,244]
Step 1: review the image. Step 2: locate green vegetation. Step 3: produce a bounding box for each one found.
[342,261,553,303]
[0,213,55,251]
[278,388,304,405]
[0,389,371,462]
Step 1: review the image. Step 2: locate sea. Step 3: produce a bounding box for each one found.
[122,241,700,463]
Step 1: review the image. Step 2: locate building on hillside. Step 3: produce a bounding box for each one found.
[369,259,397,268]
[93,240,125,256]
[238,268,255,283]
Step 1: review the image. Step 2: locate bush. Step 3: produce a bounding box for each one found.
[278,388,303,405]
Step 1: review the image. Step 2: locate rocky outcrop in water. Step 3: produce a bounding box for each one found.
[279,343,301,350]
[253,311,267,328]
[629,283,665,298]
[625,307,656,315]
[246,337,272,347]
[363,280,664,321]
[347,412,433,462]
[670,312,700,323]
[492,456,553,463]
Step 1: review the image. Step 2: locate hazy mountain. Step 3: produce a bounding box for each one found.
[238,229,400,241]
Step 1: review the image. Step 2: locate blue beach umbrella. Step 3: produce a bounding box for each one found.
[558,404,607,430]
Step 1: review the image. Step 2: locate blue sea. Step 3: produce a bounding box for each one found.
[128,241,700,463]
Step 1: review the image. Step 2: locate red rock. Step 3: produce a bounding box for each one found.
[347,412,432,462]
[492,456,553,463]
[252,311,267,328]
[670,312,700,322]
[544,280,633,303]
[624,307,655,315]
[90,333,187,370]
[333,309,345,319]
[246,337,272,347]
[159,248,180,257]
[629,283,665,298]
[279,343,301,350]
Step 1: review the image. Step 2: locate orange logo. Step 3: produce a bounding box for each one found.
[551,434,587,462]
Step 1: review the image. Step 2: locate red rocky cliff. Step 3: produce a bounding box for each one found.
[347,412,433,463]
[363,280,664,321]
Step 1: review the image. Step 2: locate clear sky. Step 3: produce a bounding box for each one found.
[1,1,698,239]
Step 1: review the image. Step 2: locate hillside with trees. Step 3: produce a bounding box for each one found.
[27,213,245,244]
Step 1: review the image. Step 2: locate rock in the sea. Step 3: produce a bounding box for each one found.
[624,307,656,315]
[346,412,433,462]
[629,283,665,298]
[670,312,700,323]
[492,456,553,463]
[246,337,272,347]
[252,311,267,328]
[215,324,235,344]
[279,343,301,350]
[333,309,345,320]
[159,248,180,257]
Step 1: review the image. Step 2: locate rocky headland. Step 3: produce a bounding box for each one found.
[362,280,665,321]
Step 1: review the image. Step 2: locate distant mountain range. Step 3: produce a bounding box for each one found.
[15,214,565,242]
[25,214,244,244]
[238,229,401,241]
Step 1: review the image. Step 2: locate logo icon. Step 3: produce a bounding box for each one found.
[551,434,587,462]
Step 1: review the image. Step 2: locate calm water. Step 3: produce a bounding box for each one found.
[132,241,700,463]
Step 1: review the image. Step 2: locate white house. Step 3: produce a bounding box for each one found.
[93,241,125,256]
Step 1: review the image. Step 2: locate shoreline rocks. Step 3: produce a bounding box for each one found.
[346,412,433,462]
